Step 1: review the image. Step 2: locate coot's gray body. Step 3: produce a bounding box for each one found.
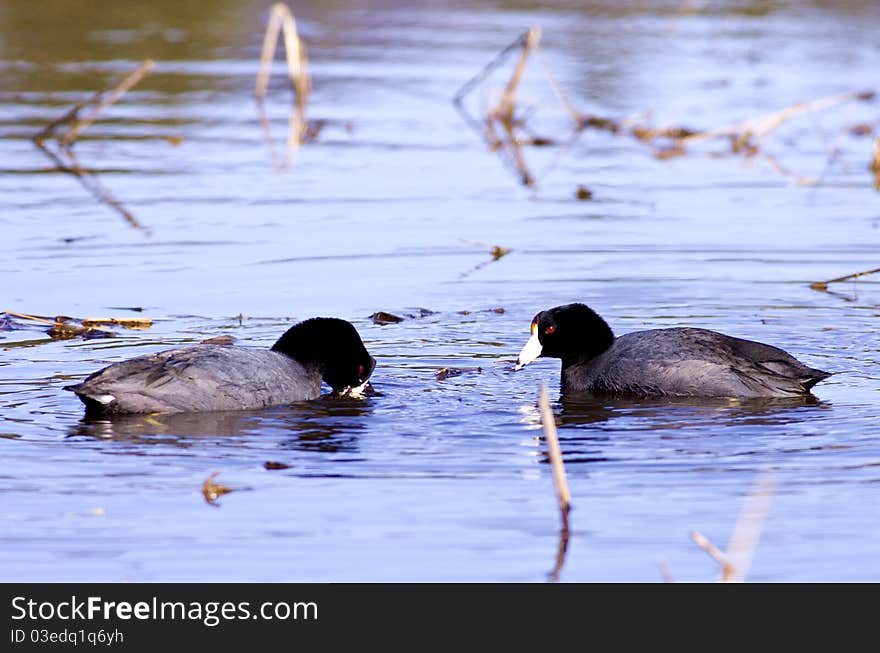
[516,304,831,399]
[65,317,376,415]
[563,327,830,398]
[66,345,322,414]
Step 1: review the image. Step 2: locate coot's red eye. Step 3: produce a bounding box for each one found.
[544,325,556,335]
[358,364,365,377]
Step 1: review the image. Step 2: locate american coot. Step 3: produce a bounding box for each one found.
[514,303,831,398]
[65,317,376,415]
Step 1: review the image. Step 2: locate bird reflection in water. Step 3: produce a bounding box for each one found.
[67,394,375,454]
[519,392,830,463]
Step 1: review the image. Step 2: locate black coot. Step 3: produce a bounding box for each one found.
[66,317,376,415]
[515,303,830,398]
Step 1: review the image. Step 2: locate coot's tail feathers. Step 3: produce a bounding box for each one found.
[64,383,117,415]
[801,368,832,392]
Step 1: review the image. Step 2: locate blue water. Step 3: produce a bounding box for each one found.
[1,0,878,581]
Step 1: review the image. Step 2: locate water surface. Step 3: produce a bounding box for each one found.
[1,0,878,581]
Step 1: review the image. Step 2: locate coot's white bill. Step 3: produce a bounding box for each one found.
[515,323,542,370]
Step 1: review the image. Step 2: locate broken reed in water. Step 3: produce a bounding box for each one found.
[255,2,310,106]
[254,2,312,167]
[538,383,571,533]
[455,26,877,190]
[32,60,154,233]
[662,471,778,582]
[1,311,153,340]
[810,267,880,291]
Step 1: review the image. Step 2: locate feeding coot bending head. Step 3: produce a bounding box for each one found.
[515,303,831,399]
[65,317,376,415]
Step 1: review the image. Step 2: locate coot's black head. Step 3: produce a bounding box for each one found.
[515,303,614,370]
[271,317,375,392]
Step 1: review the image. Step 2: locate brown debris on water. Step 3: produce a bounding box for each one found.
[849,123,874,137]
[1,310,153,341]
[81,317,152,329]
[47,323,115,340]
[575,185,593,200]
[435,367,482,381]
[458,307,506,316]
[460,240,512,278]
[200,335,237,346]
[370,311,404,325]
[32,60,154,234]
[202,471,233,507]
[264,461,292,470]
[810,267,880,292]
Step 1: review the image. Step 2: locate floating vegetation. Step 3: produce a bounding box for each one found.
[81,317,152,329]
[369,308,437,325]
[370,311,405,325]
[575,185,593,201]
[0,310,153,341]
[47,323,115,340]
[460,240,512,278]
[32,60,154,233]
[255,2,315,170]
[202,471,233,507]
[458,307,505,315]
[435,367,482,381]
[810,267,880,293]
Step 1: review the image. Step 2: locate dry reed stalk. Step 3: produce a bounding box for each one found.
[538,57,583,126]
[488,27,541,186]
[59,60,154,149]
[690,531,735,579]
[538,383,571,533]
[33,138,148,232]
[679,90,871,150]
[3,312,153,332]
[255,2,311,109]
[810,267,880,291]
[688,472,777,582]
[760,153,818,186]
[1,311,58,326]
[547,529,570,583]
[31,60,153,233]
[255,101,288,170]
[492,26,541,128]
[656,559,677,583]
[33,104,84,147]
[454,27,588,188]
[871,137,880,190]
[81,317,153,329]
[723,473,779,583]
